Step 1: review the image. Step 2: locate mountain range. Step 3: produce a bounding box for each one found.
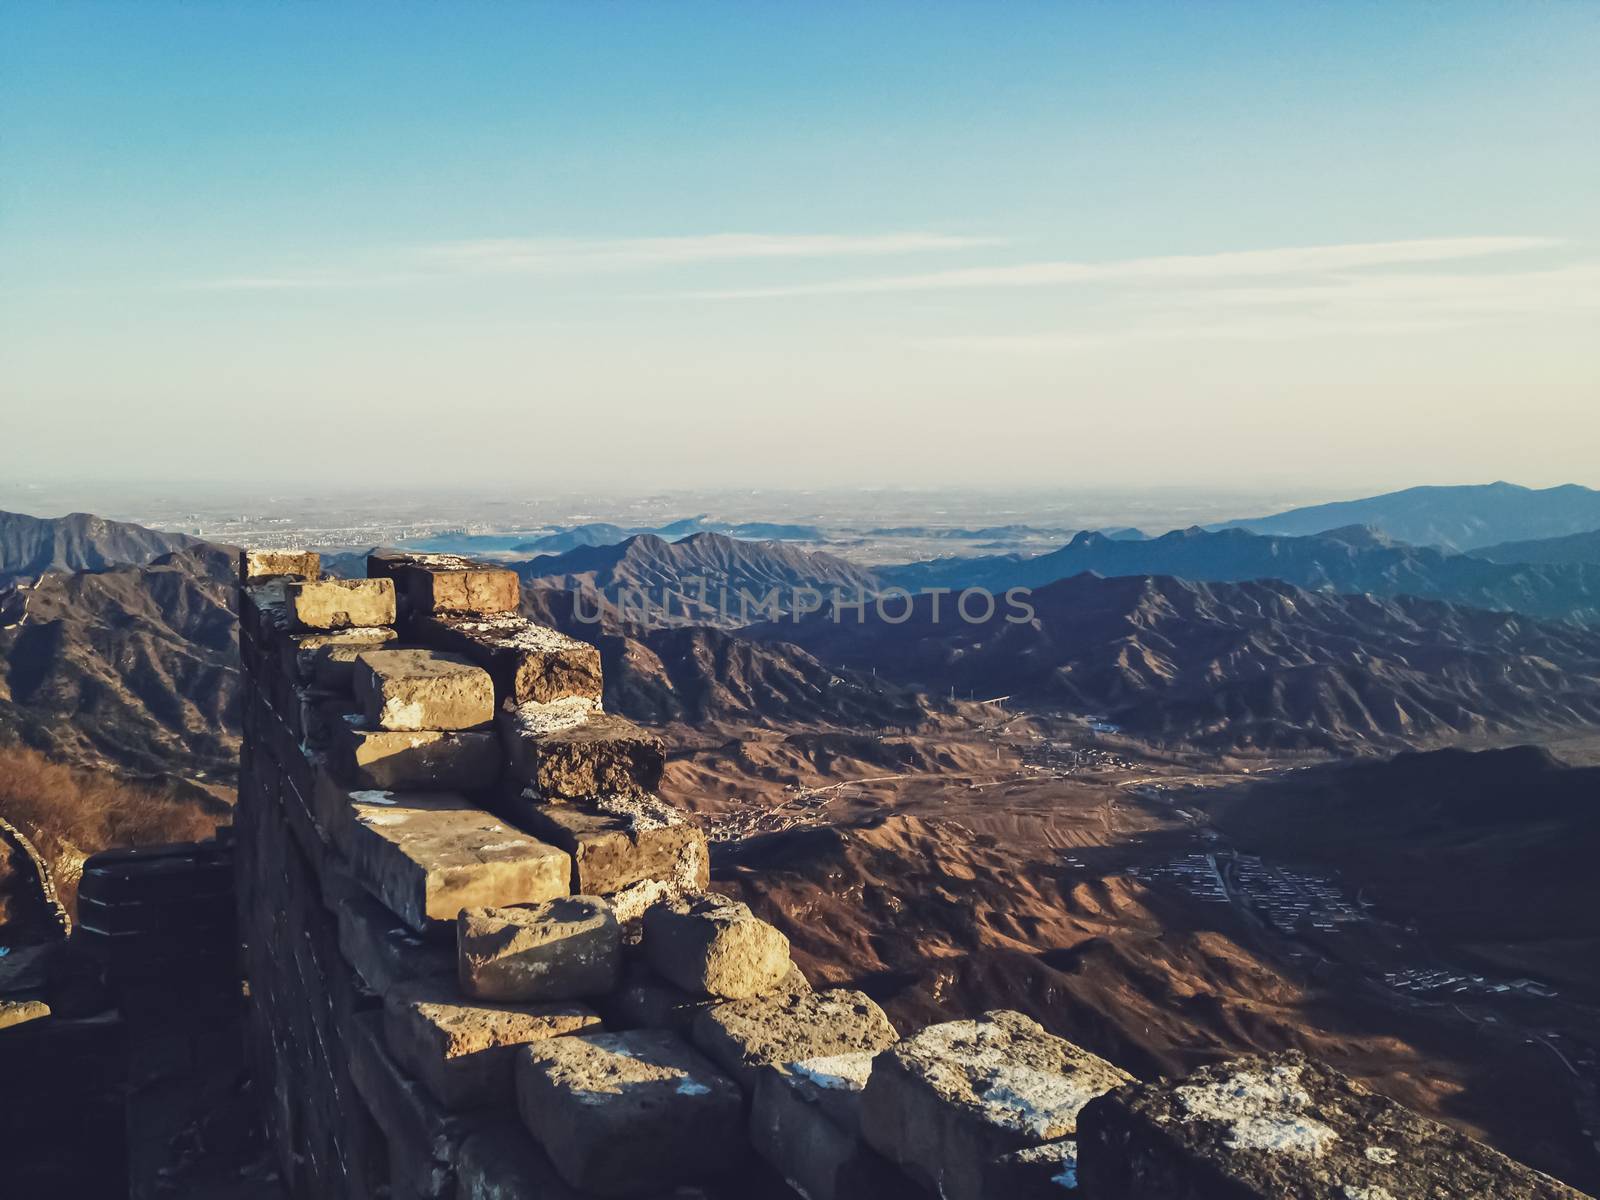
[882,524,1600,626]
[520,532,877,625]
[522,586,944,729]
[0,509,202,584]
[516,516,825,553]
[1215,482,1600,550]
[756,571,1600,751]
[0,545,239,782]
[1472,528,1600,567]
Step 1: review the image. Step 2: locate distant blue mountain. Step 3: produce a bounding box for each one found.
[517,517,823,553]
[879,524,1600,626]
[1212,482,1600,551]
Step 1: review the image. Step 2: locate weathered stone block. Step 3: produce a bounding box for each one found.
[507,793,708,897]
[289,687,361,749]
[692,987,897,1093]
[604,960,810,1034]
[281,625,397,683]
[413,613,603,706]
[345,1009,477,1199]
[499,701,664,798]
[458,896,621,1003]
[241,581,289,643]
[1074,1051,1587,1200]
[240,548,320,584]
[394,562,521,617]
[982,1141,1081,1198]
[313,638,404,689]
[355,649,495,732]
[337,790,571,932]
[385,978,600,1110]
[751,1054,923,1200]
[0,997,51,1030]
[337,892,455,995]
[514,1029,743,1195]
[643,893,791,1000]
[456,1122,586,1200]
[287,577,397,631]
[329,724,501,792]
[860,1010,1134,1200]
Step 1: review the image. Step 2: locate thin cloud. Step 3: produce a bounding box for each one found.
[185,232,999,291]
[420,232,1002,272]
[917,260,1600,354]
[687,236,1561,299]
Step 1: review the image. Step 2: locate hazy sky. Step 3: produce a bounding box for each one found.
[3,2,1597,493]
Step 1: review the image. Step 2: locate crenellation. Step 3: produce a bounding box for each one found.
[230,546,1589,1200]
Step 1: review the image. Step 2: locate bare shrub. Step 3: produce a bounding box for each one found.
[0,743,226,918]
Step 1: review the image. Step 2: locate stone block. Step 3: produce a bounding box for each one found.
[241,581,289,643]
[329,723,501,792]
[499,701,664,798]
[289,687,361,750]
[384,978,601,1110]
[456,1121,586,1200]
[287,577,397,631]
[345,1009,477,1199]
[604,960,810,1035]
[355,649,496,732]
[336,789,571,932]
[240,548,320,584]
[278,625,396,684]
[458,896,621,1003]
[643,893,791,1000]
[393,562,521,617]
[0,997,51,1030]
[751,1055,923,1200]
[313,638,405,689]
[413,613,603,705]
[692,988,897,1093]
[860,1010,1134,1200]
[1074,1051,1587,1200]
[982,1141,1081,1198]
[507,793,708,897]
[514,1029,743,1196]
[337,892,455,995]
[281,625,396,683]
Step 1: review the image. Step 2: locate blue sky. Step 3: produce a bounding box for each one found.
[3,2,1597,490]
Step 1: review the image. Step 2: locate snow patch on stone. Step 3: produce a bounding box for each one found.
[510,696,600,735]
[447,613,590,654]
[1175,1064,1338,1157]
[786,1052,874,1093]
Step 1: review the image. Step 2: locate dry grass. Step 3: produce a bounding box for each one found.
[0,743,225,917]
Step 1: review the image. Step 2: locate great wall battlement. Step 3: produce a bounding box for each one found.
[233,548,1589,1200]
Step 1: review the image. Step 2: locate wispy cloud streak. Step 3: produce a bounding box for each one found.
[186,232,999,291]
[687,236,1561,299]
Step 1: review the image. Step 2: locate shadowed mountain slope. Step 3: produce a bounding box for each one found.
[0,545,240,782]
[520,531,879,625]
[0,509,202,584]
[522,586,942,729]
[1473,528,1600,567]
[755,572,1600,752]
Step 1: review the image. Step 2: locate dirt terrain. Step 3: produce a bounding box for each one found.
[662,715,1600,1195]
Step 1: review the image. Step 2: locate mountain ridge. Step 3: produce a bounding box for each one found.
[881,523,1600,626]
[1211,482,1600,550]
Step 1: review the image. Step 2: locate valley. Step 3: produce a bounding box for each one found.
[665,716,1600,1192]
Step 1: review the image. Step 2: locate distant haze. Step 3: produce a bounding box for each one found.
[3,4,1596,489]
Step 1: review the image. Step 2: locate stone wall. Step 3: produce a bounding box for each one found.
[235,548,1592,1200]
